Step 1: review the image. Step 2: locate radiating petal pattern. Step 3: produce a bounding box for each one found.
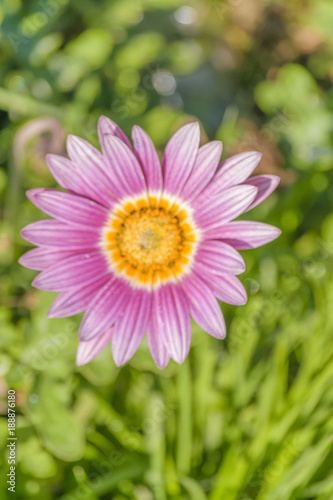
[66,135,118,206]
[132,125,163,194]
[155,284,191,364]
[21,220,100,249]
[98,115,132,149]
[180,141,222,202]
[208,221,281,249]
[244,175,280,211]
[26,188,108,228]
[162,122,200,197]
[48,276,111,318]
[147,294,171,369]
[194,185,258,231]
[102,134,147,199]
[19,247,78,271]
[20,119,280,368]
[196,240,245,275]
[76,328,114,366]
[182,274,226,339]
[46,153,115,209]
[194,151,261,205]
[79,278,130,341]
[197,272,247,305]
[112,289,151,366]
[32,252,109,291]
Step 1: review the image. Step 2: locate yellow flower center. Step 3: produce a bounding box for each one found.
[118,209,183,270]
[103,195,198,287]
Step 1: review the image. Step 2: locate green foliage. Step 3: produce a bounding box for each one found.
[0,0,333,499]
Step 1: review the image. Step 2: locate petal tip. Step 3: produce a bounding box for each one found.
[249,151,262,160]
[274,227,282,238]
[156,361,169,370]
[47,304,59,318]
[66,134,79,151]
[18,254,26,267]
[26,188,42,203]
[20,227,29,241]
[170,350,189,365]
[112,350,127,367]
[76,349,87,367]
[31,275,42,289]
[270,175,281,190]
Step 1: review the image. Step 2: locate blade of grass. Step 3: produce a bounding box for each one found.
[176,359,192,476]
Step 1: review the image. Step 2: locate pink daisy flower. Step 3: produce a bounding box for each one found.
[19,117,281,369]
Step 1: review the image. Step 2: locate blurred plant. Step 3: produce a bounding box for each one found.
[0,0,333,498]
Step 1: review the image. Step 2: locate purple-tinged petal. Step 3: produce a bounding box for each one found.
[132,125,163,194]
[155,284,191,364]
[196,240,245,275]
[19,247,78,271]
[243,175,280,211]
[162,122,200,196]
[79,277,130,341]
[98,115,132,149]
[32,252,109,291]
[180,141,222,203]
[198,272,247,305]
[216,151,261,181]
[194,185,258,231]
[102,134,147,199]
[207,221,281,249]
[46,154,115,209]
[66,135,118,205]
[181,274,226,339]
[47,275,111,318]
[76,328,114,366]
[21,220,100,250]
[26,189,108,228]
[147,295,170,369]
[112,289,151,366]
[195,151,261,205]
[46,154,94,199]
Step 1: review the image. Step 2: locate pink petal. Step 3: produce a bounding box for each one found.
[46,154,114,209]
[102,134,147,199]
[47,275,111,318]
[194,185,258,231]
[26,189,108,228]
[162,122,200,196]
[180,141,222,202]
[207,221,281,249]
[147,295,170,369]
[155,284,191,364]
[32,252,109,291]
[198,272,247,305]
[79,278,130,341]
[112,289,151,366]
[19,247,78,271]
[196,240,245,275]
[181,273,226,339]
[195,151,261,205]
[21,220,100,250]
[244,175,280,211]
[66,135,119,205]
[76,328,114,366]
[216,151,261,183]
[132,125,163,194]
[98,115,132,149]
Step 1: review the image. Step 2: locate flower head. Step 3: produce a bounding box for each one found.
[20,117,281,368]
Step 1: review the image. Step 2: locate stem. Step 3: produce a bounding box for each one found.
[176,359,192,476]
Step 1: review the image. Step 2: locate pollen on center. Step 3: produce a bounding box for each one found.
[103,195,198,288]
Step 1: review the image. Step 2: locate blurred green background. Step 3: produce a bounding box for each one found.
[1,0,333,499]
